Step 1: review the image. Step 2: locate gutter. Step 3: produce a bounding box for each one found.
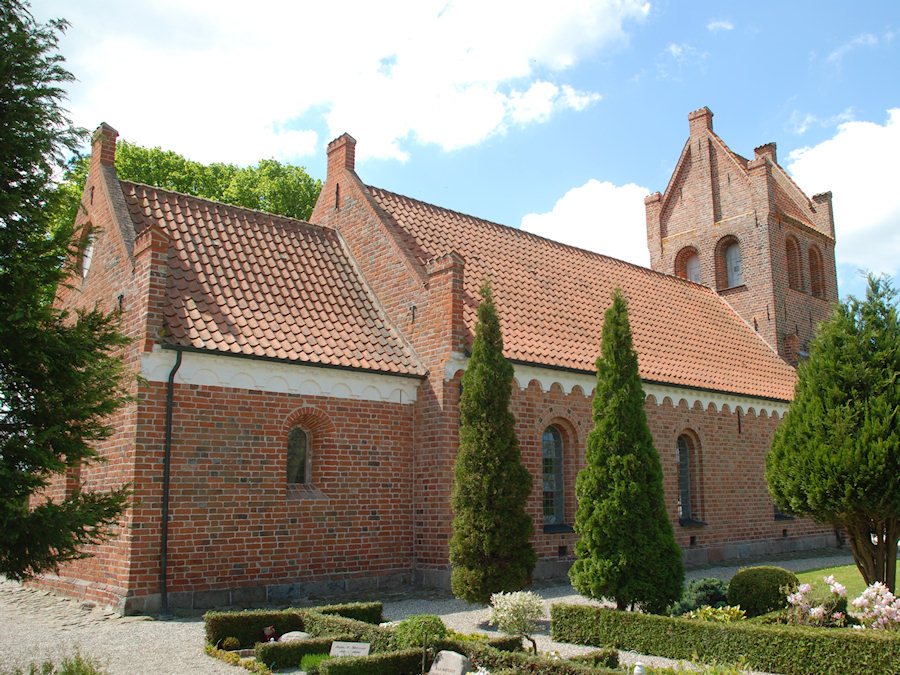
[160,346,184,615]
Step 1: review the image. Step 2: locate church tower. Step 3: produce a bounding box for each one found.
[645,107,838,365]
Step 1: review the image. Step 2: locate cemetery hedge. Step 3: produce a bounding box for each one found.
[254,636,347,669]
[551,603,900,675]
[203,602,382,648]
[317,648,422,675]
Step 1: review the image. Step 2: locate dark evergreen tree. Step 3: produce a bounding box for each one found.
[0,0,131,579]
[767,275,900,592]
[450,281,536,604]
[569,289,683,613]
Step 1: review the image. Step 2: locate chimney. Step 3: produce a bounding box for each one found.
[813,191,835,238]
[754,142,777,164]
[91,122,118,166]
[688,106,713,136]
[326,133,357,180]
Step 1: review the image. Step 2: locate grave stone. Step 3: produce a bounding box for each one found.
[280,631,310,641]
[428,650,471,675]
[329,641,371,657]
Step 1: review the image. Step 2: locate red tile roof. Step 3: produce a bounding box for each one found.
[367,186,797,400]
[120,181,425,377]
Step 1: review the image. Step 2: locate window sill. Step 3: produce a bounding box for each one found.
[287,484,328,501]
[543,523,575,534]
[678,518,708,528]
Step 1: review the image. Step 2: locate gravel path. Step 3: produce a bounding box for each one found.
[0,550,854,674]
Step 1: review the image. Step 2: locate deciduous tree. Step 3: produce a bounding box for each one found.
[767,275,900,592]
[450,281,536,604]
[569,289,683,613]
[0,0,131,579]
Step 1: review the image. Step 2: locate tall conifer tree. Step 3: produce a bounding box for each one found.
[450,281,536,604]
[570,290,683,613]
[767,275,900,592]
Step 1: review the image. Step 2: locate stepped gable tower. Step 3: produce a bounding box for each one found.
[644,106,838,364]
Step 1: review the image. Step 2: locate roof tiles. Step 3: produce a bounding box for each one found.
[120,181,424,377]
[367,186,797,401]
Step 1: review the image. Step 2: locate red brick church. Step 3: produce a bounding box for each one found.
[48,107,839,613]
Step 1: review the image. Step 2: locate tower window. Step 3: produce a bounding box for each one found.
[675,246,701,284]
[725,243,742,287]
[715,235,743,289]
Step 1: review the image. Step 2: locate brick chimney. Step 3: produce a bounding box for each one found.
[326,133,356,180]
[688,106,713,136]
[92,122,118,166]
[754,142,777,164]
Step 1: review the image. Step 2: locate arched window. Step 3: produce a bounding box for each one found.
[675,246,701,284]
[676,433,703,525]
[81,237,95,278]
[809,245,825,299]
[542,426,565,526]
[287,427,309,484]
[715,236,743,290]
[785,236,801,290]
[725,243,742,287]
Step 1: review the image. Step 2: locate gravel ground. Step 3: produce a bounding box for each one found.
[0,549,854,674]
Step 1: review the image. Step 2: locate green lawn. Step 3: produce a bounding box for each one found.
[795,563,867,600]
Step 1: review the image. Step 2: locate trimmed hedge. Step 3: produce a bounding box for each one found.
[317,648,422,675]
[465,642,618,674]
[312,602,383,624]
[551,603,900,675]
[254,636,346,670]
[204,602,383,648]
[300,611,393,652]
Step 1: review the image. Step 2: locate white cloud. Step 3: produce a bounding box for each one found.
[657,42,706,79]
[707,19,734,33]
[787,109,900,279]
[789,108,855,135]
[827,32,878,64]
[520,179,651,266]
[36,0,649,163]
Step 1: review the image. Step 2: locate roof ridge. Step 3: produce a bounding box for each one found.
[366,184,716,291]
[119,179,331,235]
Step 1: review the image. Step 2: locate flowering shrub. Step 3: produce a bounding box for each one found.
[784,575,847,627]
[683,605,746,622]
[489,591,544,653]
[849,581,900,630]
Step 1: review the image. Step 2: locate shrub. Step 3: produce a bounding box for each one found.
[568,648,619,668]
[551,602,900,675]
[221,636,241,651]
[727,566,797,617]
[683,605,746,622]
[254,637,343,670]
[489,591,544,653]
[465,641,617,674]
[312,602,383,625]
[300,653,332,674]
[850,582,900,630]
[785,575,849,628]
[392,614,448,649]
[669,577,729,616]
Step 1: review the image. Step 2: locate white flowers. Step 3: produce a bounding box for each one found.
[489,591,544,636]
[849,582,900,630]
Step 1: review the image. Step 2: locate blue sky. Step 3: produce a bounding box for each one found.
[32,0,900,300]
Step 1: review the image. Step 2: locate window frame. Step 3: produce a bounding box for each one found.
[286,426,311,485]
[676,432,706,527]
[541,425,567,531]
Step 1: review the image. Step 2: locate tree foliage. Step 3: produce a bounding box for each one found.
[450,281,536,604]
[0,0,131,579]
[767,275,900,592]
[50,141,322,235]
[569,289,683,613]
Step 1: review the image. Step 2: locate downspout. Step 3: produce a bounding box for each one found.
[160,347,183,615]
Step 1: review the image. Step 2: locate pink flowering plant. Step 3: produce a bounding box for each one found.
[849,582,900,630]
[784,575,848,627]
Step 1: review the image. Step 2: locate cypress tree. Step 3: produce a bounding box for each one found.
[767,275,900,592]
[450,281,536,604]
[569,289,683,613]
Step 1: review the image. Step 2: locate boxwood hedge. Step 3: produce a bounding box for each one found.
[551,603,900,675]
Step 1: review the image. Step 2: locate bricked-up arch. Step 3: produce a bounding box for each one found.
[283,407,335,486]
[675,430,704,525]
[809,244,825,298]
[674,246,701,283]
[785,235,802,291]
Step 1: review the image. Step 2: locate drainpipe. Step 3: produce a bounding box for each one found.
[160,347,183,615]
